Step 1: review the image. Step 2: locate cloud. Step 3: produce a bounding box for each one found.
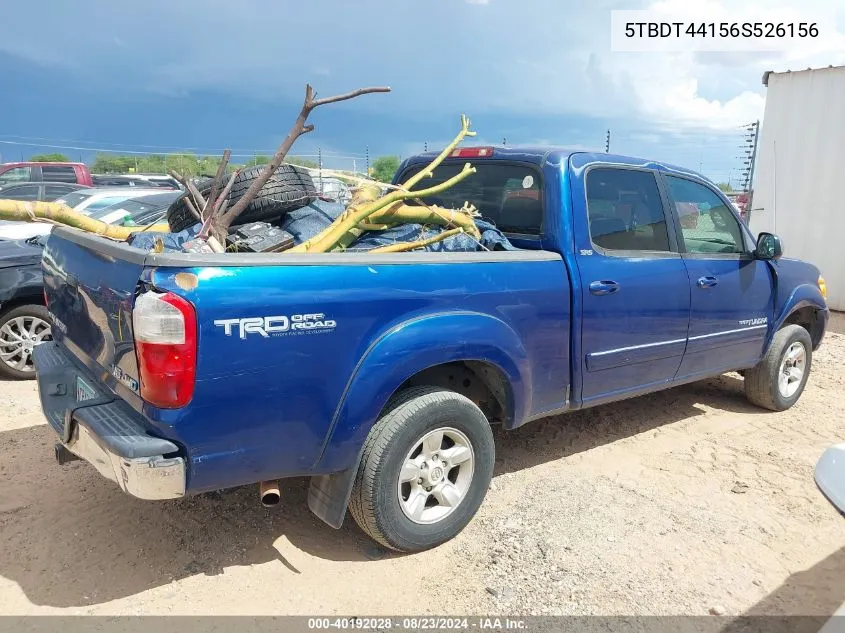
[0,0,842,141]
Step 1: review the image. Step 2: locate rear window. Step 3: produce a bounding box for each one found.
[42,165,77,183]
[398,162,543,235]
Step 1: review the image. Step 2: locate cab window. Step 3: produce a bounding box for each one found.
[0,167,32,184]
[664,176,745,255]
[586,167,671,253]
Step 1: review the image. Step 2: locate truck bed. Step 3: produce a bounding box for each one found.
[40,227,572,494]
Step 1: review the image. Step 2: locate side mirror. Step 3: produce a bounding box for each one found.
[756,232,783,260]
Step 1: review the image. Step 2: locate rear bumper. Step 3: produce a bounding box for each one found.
[33,341,186,500]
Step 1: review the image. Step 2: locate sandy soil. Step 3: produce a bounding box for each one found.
[0,326,843,616]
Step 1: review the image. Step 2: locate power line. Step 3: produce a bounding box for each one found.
[0,138,367,158]
[0,139,367,160]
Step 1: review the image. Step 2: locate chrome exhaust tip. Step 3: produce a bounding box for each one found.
[259,480,281,507]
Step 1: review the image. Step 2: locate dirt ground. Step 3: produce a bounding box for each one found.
[0,315,844,616]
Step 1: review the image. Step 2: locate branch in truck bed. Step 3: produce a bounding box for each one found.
[208,83,391,242]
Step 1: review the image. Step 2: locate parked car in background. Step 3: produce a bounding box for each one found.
[0,182,88,202]
[311,174,353,204]
[0,187,166,241]
[675,201,700,229]
[92,174,181,189]
[54,187,166,214]
[0,162,93,186]
[0,234,49,379]
[88,191,182,226]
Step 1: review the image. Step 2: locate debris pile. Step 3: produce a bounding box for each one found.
[0,83,513,255]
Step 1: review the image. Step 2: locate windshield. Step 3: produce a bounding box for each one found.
[398,162,543,235]
[89,192,179,224]
[84,195,134,212]
[55,191,94,207]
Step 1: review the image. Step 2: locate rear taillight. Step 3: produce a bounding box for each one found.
[450,147,493,158]
[133,290,197,408]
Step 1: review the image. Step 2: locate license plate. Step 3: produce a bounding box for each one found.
[76,376,96,403]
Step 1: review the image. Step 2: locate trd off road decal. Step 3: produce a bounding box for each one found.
[214,313,337,339]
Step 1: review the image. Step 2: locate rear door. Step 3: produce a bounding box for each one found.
[661,174,774,378]
[570,160,691,405]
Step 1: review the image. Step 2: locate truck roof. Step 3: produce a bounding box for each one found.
[400,146,706,181]
[1,161,87,167]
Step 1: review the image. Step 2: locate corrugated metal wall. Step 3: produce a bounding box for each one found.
[750,66,845,311]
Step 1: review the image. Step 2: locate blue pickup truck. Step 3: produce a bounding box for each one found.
[32,147,829,552]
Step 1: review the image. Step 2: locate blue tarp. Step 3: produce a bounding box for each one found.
[127,200,516,253]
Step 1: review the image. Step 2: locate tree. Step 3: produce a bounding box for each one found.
[716,182,732,193]
[287,156,319,169]
[371,155,400,183]
[29,153,70,162]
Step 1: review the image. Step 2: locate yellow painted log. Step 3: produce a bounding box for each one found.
[0,200,169,239]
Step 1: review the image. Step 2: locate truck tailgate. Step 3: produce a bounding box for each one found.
[42,228,145,405]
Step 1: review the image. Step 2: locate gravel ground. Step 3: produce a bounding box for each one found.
[0,320,843,616]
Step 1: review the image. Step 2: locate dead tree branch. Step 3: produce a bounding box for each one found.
[369,228,464,253]
[205,149,231,216]
[183,197,201,221]
[208,83,390,242]
[290,114,479,253]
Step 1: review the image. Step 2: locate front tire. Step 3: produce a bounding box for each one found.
[349,386,495,552]
[745,324,812,411]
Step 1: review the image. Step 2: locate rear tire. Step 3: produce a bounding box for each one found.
[744,324,812,411]
[0,304,52,380]
[349,386,494,552]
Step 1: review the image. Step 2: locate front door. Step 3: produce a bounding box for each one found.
[573,163,691,405]
[661,173,774,379]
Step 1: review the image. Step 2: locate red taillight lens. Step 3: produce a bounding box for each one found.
[133,291,197,409]
[449,147,494,158]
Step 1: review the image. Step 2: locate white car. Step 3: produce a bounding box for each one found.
[0,187,165,240]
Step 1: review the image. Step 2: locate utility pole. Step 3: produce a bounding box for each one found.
[424,142,428,152]
[605,129,611,153]
[503,137,507,146]
[744,120,760,223]
[365,145,370,176]
[318,147,323,194]
[738,121,760,222]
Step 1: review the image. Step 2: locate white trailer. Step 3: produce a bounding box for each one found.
[751,65,845,311]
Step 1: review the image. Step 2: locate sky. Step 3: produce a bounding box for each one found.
[1,0,843,186]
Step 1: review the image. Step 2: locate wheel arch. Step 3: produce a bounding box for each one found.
[770,284,828,352]
[307,311,529,529]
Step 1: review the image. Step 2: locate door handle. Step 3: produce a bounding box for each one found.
[696,276,718,288]
[589,280,620,296]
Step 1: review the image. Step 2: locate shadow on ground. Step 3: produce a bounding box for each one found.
[0,374,767,608]
[718,546,845,633]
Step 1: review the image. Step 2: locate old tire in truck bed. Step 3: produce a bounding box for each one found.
[166,164,317,233]
[348,386,495,552]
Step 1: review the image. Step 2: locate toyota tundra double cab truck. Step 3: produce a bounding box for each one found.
[32,148,829,552]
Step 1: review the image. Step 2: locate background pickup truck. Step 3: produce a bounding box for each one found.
[33,147,829,552]
[0,161,93,187]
